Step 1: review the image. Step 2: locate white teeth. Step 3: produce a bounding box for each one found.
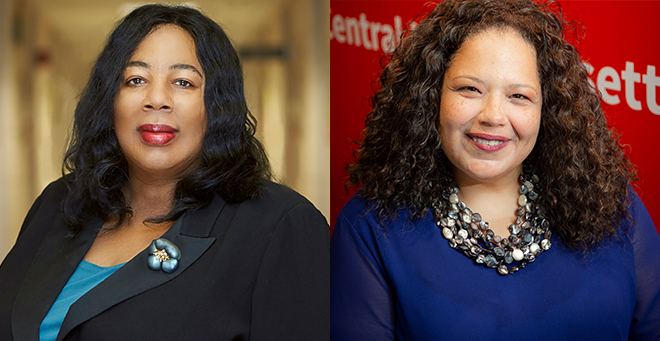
[472,136,503,146]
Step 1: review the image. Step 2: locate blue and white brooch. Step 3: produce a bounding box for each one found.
[147,238,181,273]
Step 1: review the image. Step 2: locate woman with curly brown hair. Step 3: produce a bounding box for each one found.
[330,0,659,339]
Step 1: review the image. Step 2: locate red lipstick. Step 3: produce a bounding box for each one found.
[138,124,178,145]
[468,133,509,152]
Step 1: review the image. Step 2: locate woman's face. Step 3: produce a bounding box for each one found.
[439,27,542,185]
[114,24,207,180]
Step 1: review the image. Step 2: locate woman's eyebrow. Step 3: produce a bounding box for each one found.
[126,60,149,68]
[510,84,540,96]
[453,76,485,85]
[171,63,203,79]
[125,60,203,79]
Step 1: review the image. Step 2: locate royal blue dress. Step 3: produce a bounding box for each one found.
[330,191,660,340]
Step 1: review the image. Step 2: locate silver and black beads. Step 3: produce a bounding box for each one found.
[433,170,552,276]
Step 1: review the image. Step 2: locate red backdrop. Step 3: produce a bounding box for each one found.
[330,0,660,234]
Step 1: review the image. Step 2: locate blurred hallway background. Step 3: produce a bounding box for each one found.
[0,0,329,260]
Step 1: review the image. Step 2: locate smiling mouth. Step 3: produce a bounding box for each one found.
[471,136,504,146]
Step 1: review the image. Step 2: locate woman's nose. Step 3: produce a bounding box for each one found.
[478,94,506,126]
[142,81,172,112]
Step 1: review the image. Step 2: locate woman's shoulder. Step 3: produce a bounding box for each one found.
[26,177,69,217]
[627,189,655,229]
[235,180,328,225]
[338,191,372,220]
[260,180,313,205]
[256,180,320,211]
[337,191,421,235]
[625,188,658,246]
[15,177,69,239]
[35,177,68,202]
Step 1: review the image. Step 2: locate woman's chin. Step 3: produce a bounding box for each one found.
[455,162,523,184]
[131,155,201,180]
[129,161,182,179]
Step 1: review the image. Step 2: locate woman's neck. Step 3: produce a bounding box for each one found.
[123,171,177,222]
[452,168,522,237]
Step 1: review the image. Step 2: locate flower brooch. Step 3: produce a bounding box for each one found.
[147,238,181,273]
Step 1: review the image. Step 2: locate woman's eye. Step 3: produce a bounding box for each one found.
[174,79,193,87]
[511,93,530,100]
[126,78,145,86]
[461,86,479,92]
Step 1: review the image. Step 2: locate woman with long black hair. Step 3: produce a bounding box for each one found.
[0,5,329,340]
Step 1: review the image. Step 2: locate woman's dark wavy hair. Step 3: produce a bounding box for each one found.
[62,4,271,234]
[348,0,637,251]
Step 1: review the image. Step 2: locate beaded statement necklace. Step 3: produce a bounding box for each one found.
[432,169,552,275]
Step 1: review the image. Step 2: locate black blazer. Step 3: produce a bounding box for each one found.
[0,178,330,341]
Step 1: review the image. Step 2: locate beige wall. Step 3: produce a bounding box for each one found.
[0,0,329,261]
[244,0,329,214]
[0,0,21,259]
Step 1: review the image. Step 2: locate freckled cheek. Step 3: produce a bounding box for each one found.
[440,100,475,133]
[511,110,541,143]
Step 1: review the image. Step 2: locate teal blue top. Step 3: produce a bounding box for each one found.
[39,260,125,341]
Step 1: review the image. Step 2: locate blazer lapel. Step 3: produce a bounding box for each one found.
[11,217,100,341]
[57,194,234,340]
